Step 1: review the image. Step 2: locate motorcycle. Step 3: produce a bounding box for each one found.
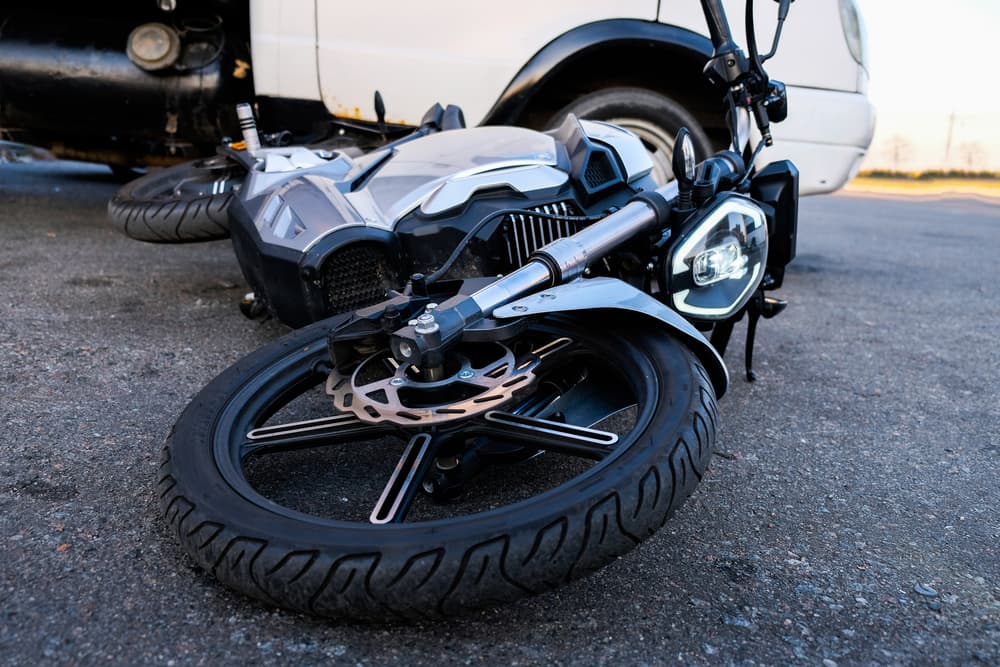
[106,97,423,243]
[159,0,798,620]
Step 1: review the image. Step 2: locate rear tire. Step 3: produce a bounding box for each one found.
[108,156,242,243]
[550,87,714,184]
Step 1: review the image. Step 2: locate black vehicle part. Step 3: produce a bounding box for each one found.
[0,5,252,166]
[160,312,717,620]
[423,205,599,286]
[108,155,242,242]
[319,244,397,316]
[548,88,714,185]
[750,159,799,289]
[228,197,403,327]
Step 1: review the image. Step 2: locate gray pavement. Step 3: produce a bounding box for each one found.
[0,161,997,666]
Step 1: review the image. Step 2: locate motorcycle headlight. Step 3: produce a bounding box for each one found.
[666,195,768,320]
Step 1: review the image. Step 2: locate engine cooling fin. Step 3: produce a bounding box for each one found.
[500,201,581,268]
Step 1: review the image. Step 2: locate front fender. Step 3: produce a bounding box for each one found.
[493,276,728,398]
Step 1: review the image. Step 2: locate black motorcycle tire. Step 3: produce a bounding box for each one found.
[159,313,718,620]
[108,156,242,243]
[550,87,715,184]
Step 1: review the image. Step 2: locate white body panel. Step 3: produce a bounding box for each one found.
[249,0,874,195]
[661,0,862,93]
[768,87,875,195]
[314,1,656,125]
[249,0,319,100]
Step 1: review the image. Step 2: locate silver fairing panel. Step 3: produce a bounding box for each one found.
[244,121,652,253]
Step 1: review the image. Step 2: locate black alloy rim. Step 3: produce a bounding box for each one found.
[210,323,661,532]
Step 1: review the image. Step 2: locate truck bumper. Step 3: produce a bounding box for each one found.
[763,87,876,196]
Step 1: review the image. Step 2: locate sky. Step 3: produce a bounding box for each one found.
[857,0,1000,171]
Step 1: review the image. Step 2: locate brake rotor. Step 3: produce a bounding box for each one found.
[325,338,570,426]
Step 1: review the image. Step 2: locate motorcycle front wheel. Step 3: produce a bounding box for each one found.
[160,313,717,620]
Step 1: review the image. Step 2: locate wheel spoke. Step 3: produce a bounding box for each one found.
[241,414,386,458]
[369,433,437,524]
[475,410,618,460]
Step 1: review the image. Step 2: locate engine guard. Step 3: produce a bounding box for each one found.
[493,276,729,398]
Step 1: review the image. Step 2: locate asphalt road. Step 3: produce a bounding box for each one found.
[1,161,997,666]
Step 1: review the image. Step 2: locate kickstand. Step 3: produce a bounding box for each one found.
[742,291,788,382]
[744,292,763,382]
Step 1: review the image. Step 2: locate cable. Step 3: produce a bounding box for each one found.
[737,140,769,189]
[425,207,603,285]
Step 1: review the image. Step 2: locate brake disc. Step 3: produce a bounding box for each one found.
[325,338,570,426]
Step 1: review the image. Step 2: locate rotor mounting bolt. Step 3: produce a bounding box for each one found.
[512,305,528,312]
[458,369,475,379]
[540,293,555,300]
[390,377,405,386]
[414,313,440,335]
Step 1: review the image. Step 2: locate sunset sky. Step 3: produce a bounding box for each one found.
[858,0,1000,171]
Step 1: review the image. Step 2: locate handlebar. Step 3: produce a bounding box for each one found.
[700,0,789,147]
[700,0,739,56]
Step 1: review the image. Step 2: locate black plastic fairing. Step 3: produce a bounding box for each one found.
[548,115,628,205]
[393,187,582,280]
[229,193,402,327]
[229,198,318,327]
[750,160,799,288]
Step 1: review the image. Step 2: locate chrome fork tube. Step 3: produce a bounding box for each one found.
[472,182,678,316]
[470,261,553,315]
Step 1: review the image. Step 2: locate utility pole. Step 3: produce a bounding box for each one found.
[944,111,956,168]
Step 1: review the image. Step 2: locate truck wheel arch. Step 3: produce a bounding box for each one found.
[482,19,726,149]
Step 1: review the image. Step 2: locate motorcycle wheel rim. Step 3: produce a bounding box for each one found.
[209,320,663,532]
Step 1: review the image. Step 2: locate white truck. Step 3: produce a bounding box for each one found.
[0,0,872,195]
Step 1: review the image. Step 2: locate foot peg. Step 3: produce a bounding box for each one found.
[239,291,268,320]
[761,295,787,319]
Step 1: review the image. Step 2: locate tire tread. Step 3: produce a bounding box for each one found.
[108,163,234,243]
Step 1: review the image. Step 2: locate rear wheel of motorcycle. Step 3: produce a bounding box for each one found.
[159,313,717,620]
[108,155,243,243]
[549,87,714,185]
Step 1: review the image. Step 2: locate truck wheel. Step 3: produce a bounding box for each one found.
[108,155,243,243]
[550,87,714,185]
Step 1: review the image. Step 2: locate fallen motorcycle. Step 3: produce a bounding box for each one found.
[159,0,798,619]
[106,95,425,243]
